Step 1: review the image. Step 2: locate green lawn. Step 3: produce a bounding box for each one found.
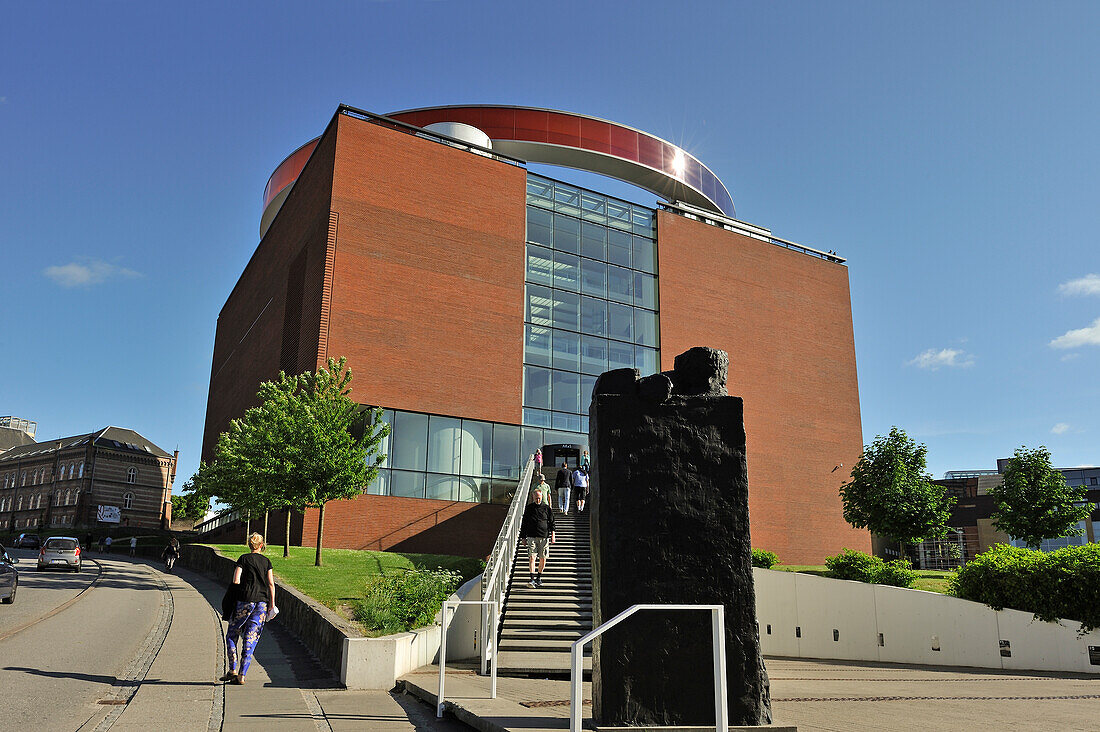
[203,544,483,629]
[771,564,953,594]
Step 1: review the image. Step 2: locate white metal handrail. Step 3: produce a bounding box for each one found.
[480,456,536,673]
[569,604,729,732]
[437,599,499,718]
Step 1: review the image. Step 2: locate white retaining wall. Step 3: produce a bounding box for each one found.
[754,568,1100,674]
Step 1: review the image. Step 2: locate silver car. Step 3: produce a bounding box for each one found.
[37,536,82,572]
[0,544,17,603]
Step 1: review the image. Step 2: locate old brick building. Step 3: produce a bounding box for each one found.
[0,427,177,532]
[202,104,869,563]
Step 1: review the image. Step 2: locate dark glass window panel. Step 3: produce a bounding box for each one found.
[553,213,580,253]
[607,199,632,230]
[491,478,516,505]
[554,184,581,217]
[391,411,428,471]
[525,325,552,367]
[580,374,597,412]
[527,206,552,246]
[492,424,520,479]
[426,474,466,502]
[580,416,590,435]
[551,330,581,371]
[552,290,580,331]
[608,340,634,371]
[366,469,390,496]
[609,302,634,342]
[427,415,462,474]
[390,470,426,499]
[378,409,394,468]
[580,296,608,337]
[607,229,633,267]
[526,244,553,286]
[527,285,553,327]
[581,222,607,260]
[633,236,657,273]
[551,371,581,413]
[459,420,493,476]
[524,366,551,410]
[607,265,633,303]
[634,272,658,310]
[580,193,606,223]
[552,412,582,432]
[521,427,544,467]
[580,259,607,298]
[632,205,655,237]
[553,251,580,291]
[523,408,552,428]
[580,336,609,375]
[527,177,554,206]
[634,309,659,347]
[635,346,660,376]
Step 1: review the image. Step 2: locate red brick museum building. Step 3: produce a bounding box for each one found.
[202,104,869,563]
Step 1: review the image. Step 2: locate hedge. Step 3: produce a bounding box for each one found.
[751,548,779,569]
[824,548,916,588]
[949,543,1100,633]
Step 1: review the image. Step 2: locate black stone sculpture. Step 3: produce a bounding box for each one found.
[589,347,772,727]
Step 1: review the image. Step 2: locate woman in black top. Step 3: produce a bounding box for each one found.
[221,532,277,684]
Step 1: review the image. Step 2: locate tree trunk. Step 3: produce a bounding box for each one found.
[283,509,291,558]
[314,503,325,567]
[263,510,269,539]
[245,510,250,545]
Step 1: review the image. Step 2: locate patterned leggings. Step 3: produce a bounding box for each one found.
[226,600,267,677]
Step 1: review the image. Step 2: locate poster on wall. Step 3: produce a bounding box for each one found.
[97,505,121,523]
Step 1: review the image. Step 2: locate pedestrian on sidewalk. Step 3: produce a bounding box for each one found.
[129,536,137,557]
[222,532,278,685]
[582,449,590,473]
[519,487,555,588]
[555,462,573,514]
[572,465,589,513]
[103,535,112,554]
[535,473,551,506]
[534,447,543,474]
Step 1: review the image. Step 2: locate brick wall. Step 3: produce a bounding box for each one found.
[324,114,527,423]
[300,494,507,558]
[656,212,869,564]
[202,120,339,459]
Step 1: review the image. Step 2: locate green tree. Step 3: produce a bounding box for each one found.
[989,445,1089,550]
[190,357,388,566]
[171,484,211,523]
[839,426,957,552]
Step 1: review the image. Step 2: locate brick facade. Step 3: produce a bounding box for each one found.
[655,212,869,564]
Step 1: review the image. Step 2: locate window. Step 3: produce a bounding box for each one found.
[127,467,137,484]
[123,492,134,510]
[55,491,61,506]
[391,412,429,471]
[69,463,75,479]
[17,496,23,511]
[20,472,25,486]
[79,462,84,478]
[65,489,71,505]
[31,470,37,485]
[1091,477,1097,486]
[426,416,462,474]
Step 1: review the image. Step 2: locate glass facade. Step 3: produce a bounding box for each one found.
[523,175,660,435]
[368,408,585,504]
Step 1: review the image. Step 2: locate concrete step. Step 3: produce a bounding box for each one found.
[502,609,592,621]
[495,650,592,675]
[500,628,586,641]
[499,638,591,652]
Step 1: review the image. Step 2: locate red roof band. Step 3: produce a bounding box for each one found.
[261,105,735,229]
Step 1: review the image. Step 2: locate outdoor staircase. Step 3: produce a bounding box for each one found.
[497,510,593,675]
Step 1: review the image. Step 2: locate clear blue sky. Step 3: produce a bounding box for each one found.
[3,2,1099,487]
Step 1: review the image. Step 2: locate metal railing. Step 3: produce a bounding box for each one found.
[480,456,536,673]
[569,604,729,732]
[436,599,499,718]
[192,508,239,535]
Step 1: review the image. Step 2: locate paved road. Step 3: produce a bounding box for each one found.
[0,549,468,731]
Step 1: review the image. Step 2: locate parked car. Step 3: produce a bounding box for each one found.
[14,533,41,549]
[37,536,81,572]
[0,543,17,603]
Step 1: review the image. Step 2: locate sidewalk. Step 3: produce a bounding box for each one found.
[102,556,464,731]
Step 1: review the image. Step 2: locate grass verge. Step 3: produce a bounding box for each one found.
[771,564,953,594]
[203,544,483,635]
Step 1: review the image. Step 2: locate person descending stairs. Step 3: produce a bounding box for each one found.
[497,509,592,675]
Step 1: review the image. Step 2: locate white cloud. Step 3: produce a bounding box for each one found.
[1049,317,1100,349]
[1051,422,1070,435]
[1058,274,1100,297]
[43,259,141,288]
[908,348,975,370]
[1061,353,1080,362]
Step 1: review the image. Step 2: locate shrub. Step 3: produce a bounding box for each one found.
[950,543,1100,633]
[824,548,915,588]
[751,548,779,569]
[876,558,918,587]
[354,567,463,636]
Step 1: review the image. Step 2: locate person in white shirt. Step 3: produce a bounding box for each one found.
[572,467,590,513]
